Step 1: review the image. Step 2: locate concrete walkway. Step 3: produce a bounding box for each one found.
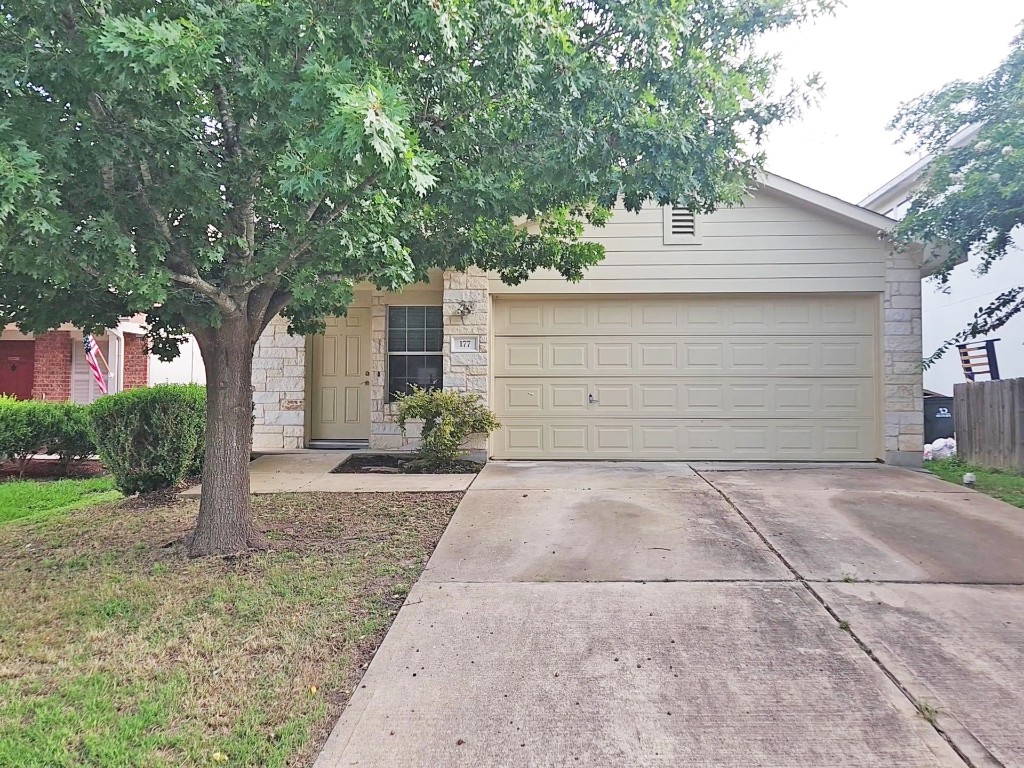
[181,451,476,496]
[315,461,1024,767]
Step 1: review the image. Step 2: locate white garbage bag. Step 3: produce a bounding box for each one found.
[926,437,957,460]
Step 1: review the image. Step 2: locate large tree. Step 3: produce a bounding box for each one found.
[1,0,829,556]
[890,26,1024,366]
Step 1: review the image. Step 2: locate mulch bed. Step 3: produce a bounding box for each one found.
[331,453,483,475]
[0,458,106,480]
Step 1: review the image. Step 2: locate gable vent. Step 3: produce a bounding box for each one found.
[663,206,700,244]
[669,207,696,237]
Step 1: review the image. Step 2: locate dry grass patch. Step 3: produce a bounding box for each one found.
[0,491,462,767]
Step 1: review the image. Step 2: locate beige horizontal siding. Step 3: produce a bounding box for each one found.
[492,277,886,293]
[555,249,885,265]
[582,220,882,239]
[516,263,883,281]
[492,189,889,295]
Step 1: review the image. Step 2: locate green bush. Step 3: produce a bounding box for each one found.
[395,387,500,470]
[0,397,64,475]
[46,402,96,471]
[0,395,23,461]
[89,384,206,494]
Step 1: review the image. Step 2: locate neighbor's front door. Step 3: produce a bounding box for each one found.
[0,340,35,399]
[311,309,372,440]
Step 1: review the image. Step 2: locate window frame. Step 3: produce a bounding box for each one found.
[386,305,444,403]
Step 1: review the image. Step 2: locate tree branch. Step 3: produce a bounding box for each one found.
[168,271,240,314]
[213,83,242,160]
[304,197,325,222]
[245,283,275,328]
[261,289,293,333]
[242,174,379,293]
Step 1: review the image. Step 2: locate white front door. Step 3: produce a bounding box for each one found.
[311,310,371,440]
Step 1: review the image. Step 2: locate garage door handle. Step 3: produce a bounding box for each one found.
[588,394,598,404]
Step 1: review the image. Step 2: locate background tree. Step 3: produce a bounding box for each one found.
[1,0,831,556]
[890,26,1024,366]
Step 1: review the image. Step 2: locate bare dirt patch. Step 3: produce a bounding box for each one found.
[0,490,462,767]
[0,457,105,480]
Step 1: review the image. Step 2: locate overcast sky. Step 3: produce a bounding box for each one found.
[760,0,1021,204]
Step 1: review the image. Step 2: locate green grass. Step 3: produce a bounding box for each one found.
[0,491,461,767]
[925,457,1024,509]
[0,477,121,526]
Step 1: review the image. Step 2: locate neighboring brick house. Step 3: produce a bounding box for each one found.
[252,174,927,466]
[0,322,150,403]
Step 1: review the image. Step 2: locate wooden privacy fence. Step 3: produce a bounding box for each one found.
[953,378,1024,472]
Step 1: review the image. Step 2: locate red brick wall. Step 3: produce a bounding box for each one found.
[30,331,73,401]
[122,334,149,389]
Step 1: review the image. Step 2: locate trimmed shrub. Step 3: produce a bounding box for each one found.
[394,387,500,470]
[0,397,62,475]
[89,384,206,494]
[46,402,96,471]
[0,395,22,462]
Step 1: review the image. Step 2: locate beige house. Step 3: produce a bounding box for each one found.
[252,173,925,466]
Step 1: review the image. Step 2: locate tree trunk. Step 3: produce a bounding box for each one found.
[188,317,268,557]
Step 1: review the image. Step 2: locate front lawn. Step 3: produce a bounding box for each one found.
[0,477,121,526]
[0,491,462,767]
[926,457,1024,510]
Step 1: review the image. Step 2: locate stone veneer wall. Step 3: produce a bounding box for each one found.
[251,315,306,449]
[368,293,405,449]
[440,267,489,450]
[368,268,490,450]
[883,245,925,466]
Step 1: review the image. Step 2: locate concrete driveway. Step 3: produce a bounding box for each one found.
[315,462,1024,767]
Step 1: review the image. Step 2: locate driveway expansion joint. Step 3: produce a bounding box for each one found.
[807,579,1024,587]
[696,469,986,768]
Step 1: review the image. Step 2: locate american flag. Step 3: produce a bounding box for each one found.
[83,334,108,394]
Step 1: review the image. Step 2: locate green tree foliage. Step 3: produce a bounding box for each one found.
[890,27,1024,365]
[1,0,830,554]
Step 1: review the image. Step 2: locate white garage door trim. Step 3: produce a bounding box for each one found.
[491,294,881,461]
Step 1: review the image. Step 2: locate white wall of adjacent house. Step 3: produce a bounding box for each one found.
[149,336,207,385]
[920,236,1024,396]
[875,185,1024,397]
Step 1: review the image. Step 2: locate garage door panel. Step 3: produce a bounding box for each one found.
[492,419,877,460]
[496,377,875,418]
[504,423,544,452]
[492,295,880,461]
[495,337,875,377]
[494,295,876,336]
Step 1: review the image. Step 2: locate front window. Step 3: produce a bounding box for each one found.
[387,306,443,401]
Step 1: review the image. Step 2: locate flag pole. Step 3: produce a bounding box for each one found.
[92,336,111,375]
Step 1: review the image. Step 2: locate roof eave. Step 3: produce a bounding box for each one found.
[759,172,898,234]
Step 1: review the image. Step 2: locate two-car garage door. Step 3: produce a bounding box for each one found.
[491,295,880,460]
